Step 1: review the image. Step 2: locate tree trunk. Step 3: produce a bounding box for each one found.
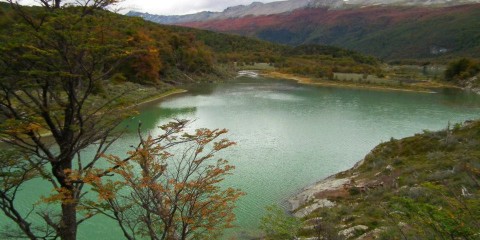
[59,202,77,240]
[53,155,78,240]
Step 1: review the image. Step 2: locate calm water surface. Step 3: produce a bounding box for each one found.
[5,77,480,239]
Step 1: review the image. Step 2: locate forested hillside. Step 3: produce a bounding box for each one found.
[0,3,381,91]
[179,4,480,60]
[0,3,224,86]
[166,25,380,76]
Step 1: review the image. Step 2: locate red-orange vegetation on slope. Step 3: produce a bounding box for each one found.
[178,4,480,33]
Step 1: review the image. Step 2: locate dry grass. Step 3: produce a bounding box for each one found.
[262,71,436,93]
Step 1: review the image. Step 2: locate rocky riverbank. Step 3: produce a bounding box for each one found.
[289,120,480,239]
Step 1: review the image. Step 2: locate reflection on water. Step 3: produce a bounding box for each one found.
[121,107,197,132]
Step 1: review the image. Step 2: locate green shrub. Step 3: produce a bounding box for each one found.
[260,205,303,240]
[445,58,480,82]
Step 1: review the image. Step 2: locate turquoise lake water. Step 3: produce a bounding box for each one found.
[3,76,480,239]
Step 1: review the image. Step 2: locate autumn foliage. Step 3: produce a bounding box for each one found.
[87,120,244,240]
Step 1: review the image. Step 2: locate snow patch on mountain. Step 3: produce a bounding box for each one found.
[127,0,480,24]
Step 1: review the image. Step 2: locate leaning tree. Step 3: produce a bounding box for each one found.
[0,0,133,239]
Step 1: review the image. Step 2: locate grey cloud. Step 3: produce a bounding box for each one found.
[121,0,279,15]
[17,0,281,15]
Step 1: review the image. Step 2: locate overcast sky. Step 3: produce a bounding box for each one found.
[119,0,280,15]
[17,0,281,15]
[18,0,280,15]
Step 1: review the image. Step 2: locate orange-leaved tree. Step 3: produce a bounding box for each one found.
[86,119,244,240]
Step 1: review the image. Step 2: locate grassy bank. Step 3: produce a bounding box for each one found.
[290,120,480,239]
[262,71,442,93]
[125,88,188,109]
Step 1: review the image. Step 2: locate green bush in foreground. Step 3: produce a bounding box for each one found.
[260,205,303,240]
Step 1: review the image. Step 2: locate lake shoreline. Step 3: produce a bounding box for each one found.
[35,88,188,138]
[287,167,358,217]
[288,120,480,239]
[129,88,188,109]
[261,71,458,94]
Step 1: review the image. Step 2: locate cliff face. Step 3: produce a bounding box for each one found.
[290,120,480,239]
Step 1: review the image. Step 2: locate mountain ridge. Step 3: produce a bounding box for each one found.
[177,3,480,60]
[127,0,480,24]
